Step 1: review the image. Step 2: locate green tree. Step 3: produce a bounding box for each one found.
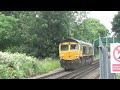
[68,11,89,38]
[112,12,120,36]
[76,18,109,43]
[3,11,73,58]
[0,13,19,50]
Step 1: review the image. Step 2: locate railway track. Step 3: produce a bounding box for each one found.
[57,61,99,79]
[27,60,99,79]
[27,68,65,79]
[75,66,99,79]
[93,73,100,79]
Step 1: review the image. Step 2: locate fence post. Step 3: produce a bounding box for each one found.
[99,36,109,79]
[99,36,104,79]
[104,47,109,79]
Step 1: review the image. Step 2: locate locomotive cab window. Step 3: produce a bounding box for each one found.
[70,44,79,50]
[61,45,69,51]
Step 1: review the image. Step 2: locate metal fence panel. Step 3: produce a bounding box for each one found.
[99,36,116,79]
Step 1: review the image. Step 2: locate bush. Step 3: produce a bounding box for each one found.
[0,51,60,79]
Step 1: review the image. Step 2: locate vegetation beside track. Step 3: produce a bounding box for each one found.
[0,51,60,79]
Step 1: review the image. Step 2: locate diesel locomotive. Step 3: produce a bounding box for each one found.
[59,38,94,70]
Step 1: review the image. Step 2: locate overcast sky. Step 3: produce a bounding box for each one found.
[87,11,118,36]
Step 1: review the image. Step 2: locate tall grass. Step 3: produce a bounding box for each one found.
[0,51,60,79]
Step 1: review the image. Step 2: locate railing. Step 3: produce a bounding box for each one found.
[99,36,116,79]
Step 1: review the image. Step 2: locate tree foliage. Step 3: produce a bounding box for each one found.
[0,11,109,59]
[1,11,74,58]
[0,13,19,50]
[112,12,120,36]
[74,18,109,43]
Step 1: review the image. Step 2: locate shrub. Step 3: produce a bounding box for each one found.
[0,51,60,79]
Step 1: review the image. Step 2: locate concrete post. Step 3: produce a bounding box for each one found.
[99,36,104,79]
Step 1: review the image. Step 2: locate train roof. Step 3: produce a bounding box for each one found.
[61,38,92,46]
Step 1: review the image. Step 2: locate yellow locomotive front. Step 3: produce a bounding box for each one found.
[59,41,82,70]
[59,42,81,60]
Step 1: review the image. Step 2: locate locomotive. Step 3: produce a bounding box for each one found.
[59,38,94,70]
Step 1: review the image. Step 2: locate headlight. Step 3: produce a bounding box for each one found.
[76,56,79,59]
[60,56,63,59]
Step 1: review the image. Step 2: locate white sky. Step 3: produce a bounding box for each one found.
[87,11,118,36]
